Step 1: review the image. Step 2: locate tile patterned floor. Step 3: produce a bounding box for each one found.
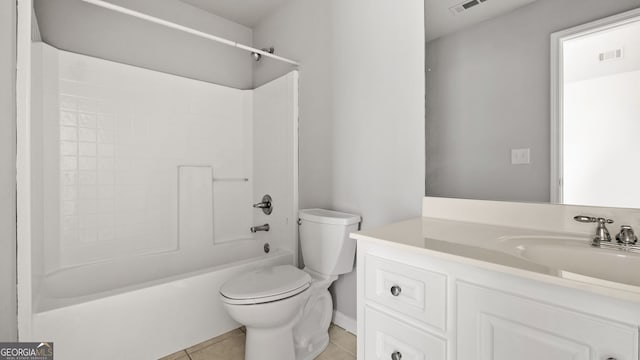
[159,324,356,360]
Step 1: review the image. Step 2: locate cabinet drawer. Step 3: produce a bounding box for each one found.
[365,254,447,331]
[364,307,447,360]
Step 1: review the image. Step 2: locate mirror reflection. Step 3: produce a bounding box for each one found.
[425,0,640,208]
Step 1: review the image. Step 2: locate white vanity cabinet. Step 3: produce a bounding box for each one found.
[457,282,637,360]
[362,254,448,360]
[356,238,640,360]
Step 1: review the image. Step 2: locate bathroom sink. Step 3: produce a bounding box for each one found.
[497,236,640,287]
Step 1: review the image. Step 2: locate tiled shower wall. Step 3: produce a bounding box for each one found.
[33,43,253,272]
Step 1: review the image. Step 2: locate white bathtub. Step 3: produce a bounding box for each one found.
[31,240,292,360]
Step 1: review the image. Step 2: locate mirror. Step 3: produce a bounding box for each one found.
[425,0,640,208]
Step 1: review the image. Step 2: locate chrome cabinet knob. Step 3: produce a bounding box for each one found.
[390,285,401,297]
[391,351,402,360]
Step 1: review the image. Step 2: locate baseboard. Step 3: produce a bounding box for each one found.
[332,310,357,335]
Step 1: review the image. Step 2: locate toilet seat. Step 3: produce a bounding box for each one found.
[220,265,311,305]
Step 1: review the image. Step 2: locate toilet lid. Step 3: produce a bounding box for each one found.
[220,265,311,305]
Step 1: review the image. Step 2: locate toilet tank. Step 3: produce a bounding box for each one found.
[298,209,361,276]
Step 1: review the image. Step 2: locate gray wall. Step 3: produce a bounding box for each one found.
[0,0,17,341]
[253,0,334,210]
[34,0,254,89]
[254,0,425,322]
[426,0,640,202]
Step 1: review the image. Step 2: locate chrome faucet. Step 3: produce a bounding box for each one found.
[573,215,614,247]
[250,224,270,233]
[574,216,640,252]
[616,225,637,245]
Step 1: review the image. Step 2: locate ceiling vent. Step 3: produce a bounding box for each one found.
[450,0,488,15]
[598,48,624,62]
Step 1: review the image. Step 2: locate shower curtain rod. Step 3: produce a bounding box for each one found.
[81,0,300,66]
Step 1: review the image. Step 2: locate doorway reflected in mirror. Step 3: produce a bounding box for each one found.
[552,9,640,209]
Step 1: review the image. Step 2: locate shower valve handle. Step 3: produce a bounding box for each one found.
[253,194,273,215]
[253,201,271,209]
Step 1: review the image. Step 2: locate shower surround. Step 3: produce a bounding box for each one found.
[24,43,299,359]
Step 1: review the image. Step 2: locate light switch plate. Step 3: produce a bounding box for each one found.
[511,148,530,165]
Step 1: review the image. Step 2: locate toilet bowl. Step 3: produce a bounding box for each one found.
[221,265,312,360]
[220,209,361,360]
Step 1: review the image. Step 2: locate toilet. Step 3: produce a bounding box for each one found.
[219,208,361,360]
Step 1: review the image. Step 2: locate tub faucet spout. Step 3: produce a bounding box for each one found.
[251,224,270,233]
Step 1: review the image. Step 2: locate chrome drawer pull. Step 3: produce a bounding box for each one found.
[391,351,402,360]
[390,285,402,296]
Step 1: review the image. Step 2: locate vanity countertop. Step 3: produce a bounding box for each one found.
[351,217,640,304]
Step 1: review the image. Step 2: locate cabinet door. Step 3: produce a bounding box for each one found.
[457,282,638,360]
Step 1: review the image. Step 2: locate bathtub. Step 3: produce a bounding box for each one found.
[31,240,292,360]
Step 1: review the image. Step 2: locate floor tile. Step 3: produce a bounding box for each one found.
[168,324,358,360]
[158,350,189,360]
[186,328,244,354]
[329,324,357,356]
[316,342,356,360]
[188,332,246,360]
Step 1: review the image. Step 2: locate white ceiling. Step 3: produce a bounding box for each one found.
[426,0,537,42]
[182,0,538,41]
[180,0,289,27]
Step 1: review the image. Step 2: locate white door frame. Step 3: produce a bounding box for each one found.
[550,7,640,203]
[16,0,33,339]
